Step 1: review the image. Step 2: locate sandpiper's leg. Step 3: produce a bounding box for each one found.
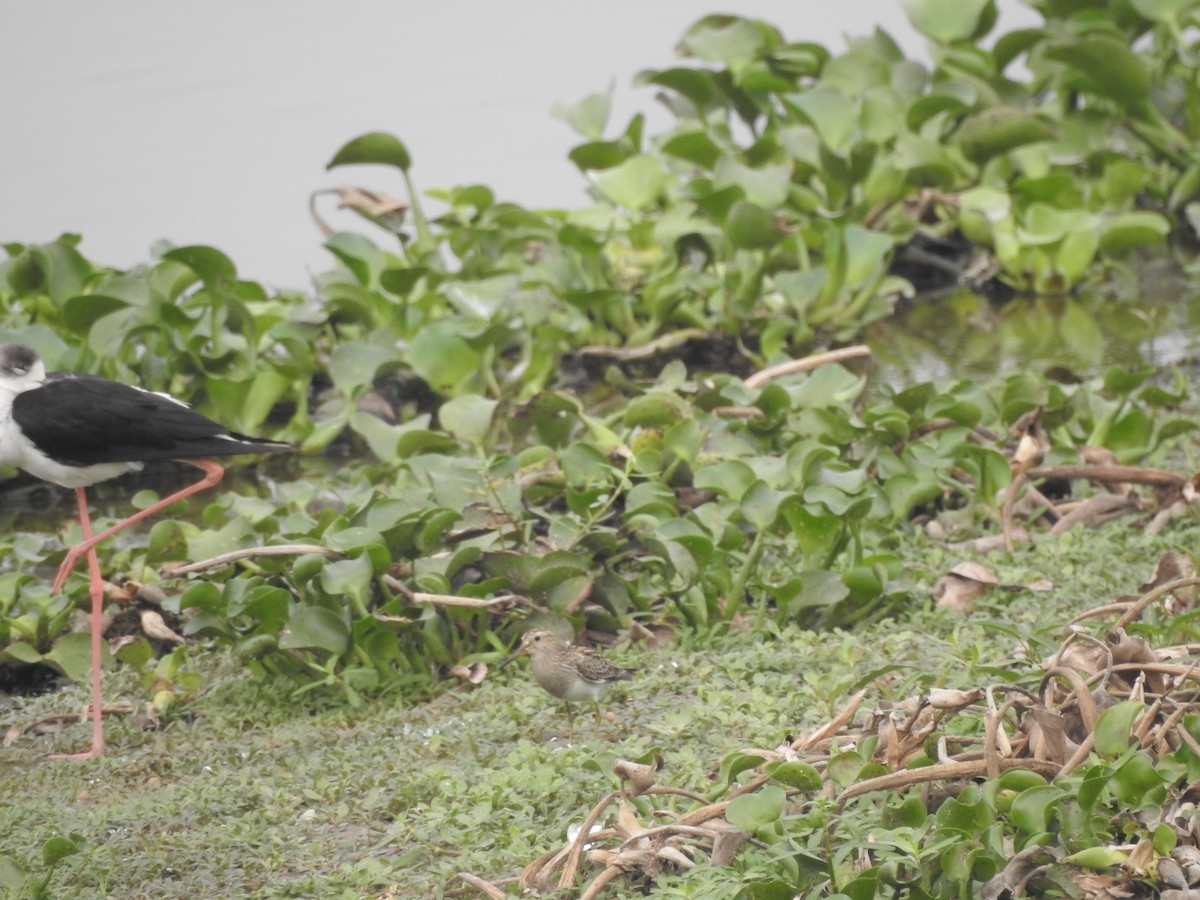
[52,460,226,592]
[48,488,106,760]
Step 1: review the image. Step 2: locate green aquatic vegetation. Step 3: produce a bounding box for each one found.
[3,5,1200,893]
[3,3,1200,705]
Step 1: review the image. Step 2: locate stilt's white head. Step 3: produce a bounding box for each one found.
[0,343,47,397]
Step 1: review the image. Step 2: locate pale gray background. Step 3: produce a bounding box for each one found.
[0,2,1038,289]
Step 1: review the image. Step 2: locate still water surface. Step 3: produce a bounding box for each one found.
[871,261,1200,385]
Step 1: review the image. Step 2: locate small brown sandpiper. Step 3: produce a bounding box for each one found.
[501,627,635,737]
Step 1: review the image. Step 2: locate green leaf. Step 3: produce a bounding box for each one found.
[234,634,279,661]
[320,553,376,598]
[27,238,93,304]
[329,342,398,396]
[679,15,778,66]
[439,395,499,444]
[280,606,351,655]
[957,107,1055,164]
[1076,763,1112,812]
[788,86,858,153]
[42,835,83,868]
[1098,212,1170,255]
[694,460,757,500]
[764,760,822,790]
[714,158,792,208]
[725,201,783,250]
[1063,846,1128,870]
[635,68,719,112]
[718,751,764,786]
[843,225,893,287]
[592,154,666,209]
[324,232,388,286]
[327,131,412,171]
[900,0,996,43]
[61,294,129,335]
[0,641,43,666]
[726,785,786,832]
[552,85,612,139]
[936,786,994,832]
[1009,785,1064,834]
[1111,751,1168,806]
[240,369,292,432]
[163,245,238,289]
[409,322,480,392]
[1044,36,1151,106]
[661,130,723,169]
[1094,700,1144,755]
[624,392,691,429]
[826,751,871,788]
[741,480,782,531]
[1129,0,1194,24]
[44,631,106,683]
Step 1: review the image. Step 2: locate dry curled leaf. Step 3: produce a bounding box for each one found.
[140,610,184,644]
[309,184,407,236]
[928,687,982,710]
[933,562,998,611]
[1009,405,1049,473]
[449,662,488,684]
[613,755,662,795]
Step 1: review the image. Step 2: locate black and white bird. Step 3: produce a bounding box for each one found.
[0,342,290,759]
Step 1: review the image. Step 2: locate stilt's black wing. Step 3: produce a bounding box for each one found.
[12,374,290,466]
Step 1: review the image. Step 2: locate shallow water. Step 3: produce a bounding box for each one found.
[868,258,1200,386]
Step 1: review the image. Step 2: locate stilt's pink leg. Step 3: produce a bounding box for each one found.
[48,487,107,760]
[51,460,225,593]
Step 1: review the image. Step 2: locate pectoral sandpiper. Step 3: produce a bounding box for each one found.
[500,627,635,737]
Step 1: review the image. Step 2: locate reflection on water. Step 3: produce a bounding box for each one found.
[867,260,1200,385]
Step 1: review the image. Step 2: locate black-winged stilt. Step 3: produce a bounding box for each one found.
[0,343,289,759]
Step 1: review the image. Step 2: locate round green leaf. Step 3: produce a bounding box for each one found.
[61,294,129,335]
[725,201,783,249]
[327,131,412,171]
[439,394,499,444]
[1009,785,1064,834]
[1098,212,1170,255]
[900,0,995,43]
[279,606,351,655]
[764,760,822,790]
[42,835,83,868]
[551,86,612,139]
[1063,846,1128,870]
[409,323,479,391]
[624,392,691,429]
[45,631,108,683]
[726,785,786,832]
[1044,35,1151,106]
[592,154,667,209]
[329,342,398,396]
[163,245,238,288]
[957,106,1055,164]
[741,480,782,531]
[1094,700,1144,756]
